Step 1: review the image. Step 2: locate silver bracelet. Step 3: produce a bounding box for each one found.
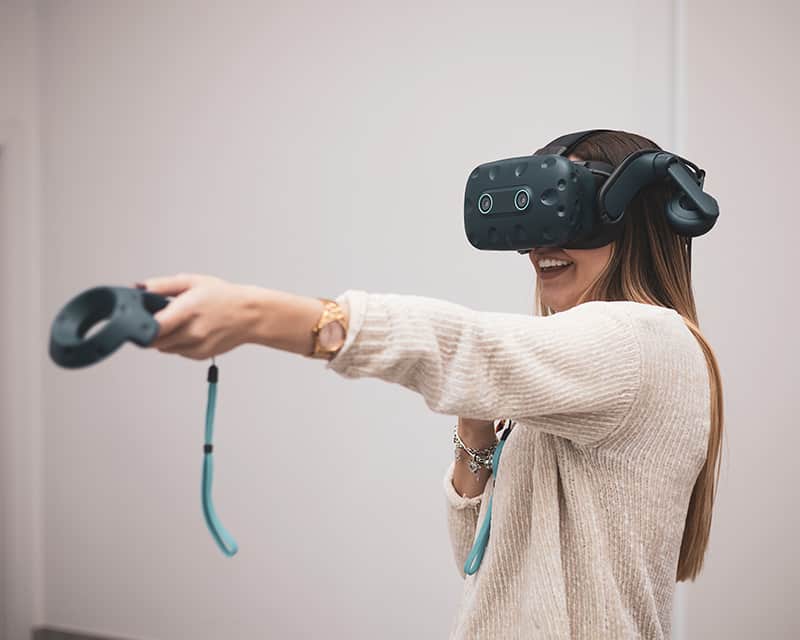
[453,423,497,474]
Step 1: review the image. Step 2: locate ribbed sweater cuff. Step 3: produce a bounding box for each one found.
[443,459,484,509]
[325,289,388,377]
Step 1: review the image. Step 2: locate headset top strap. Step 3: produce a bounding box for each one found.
[534,128,615,156]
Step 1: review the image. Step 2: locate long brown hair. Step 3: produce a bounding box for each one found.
[533,130,724,582]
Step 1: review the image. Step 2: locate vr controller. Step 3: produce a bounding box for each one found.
[464,129,719,252]
[49,286,169,368]
[49,286,238,557]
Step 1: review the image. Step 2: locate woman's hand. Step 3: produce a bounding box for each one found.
[134,272,257,360]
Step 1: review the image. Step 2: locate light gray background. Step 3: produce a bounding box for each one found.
[1,1,797,639]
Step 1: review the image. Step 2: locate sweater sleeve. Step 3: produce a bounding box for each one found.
[325,290,641,447]
[442,459,484,579]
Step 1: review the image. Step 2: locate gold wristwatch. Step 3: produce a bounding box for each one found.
[309,298,349,360]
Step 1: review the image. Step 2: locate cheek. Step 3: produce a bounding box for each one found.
[574,261,593,282]
[571,265,587,290]
[568,262,594,291]
[569,250,610,284]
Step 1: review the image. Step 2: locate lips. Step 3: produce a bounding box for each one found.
[528,250,576,279]
[537,262,574,280]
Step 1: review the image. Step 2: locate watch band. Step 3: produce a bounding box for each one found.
[309,298,348,359]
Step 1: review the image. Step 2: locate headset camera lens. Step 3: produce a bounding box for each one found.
[514,189,530,211]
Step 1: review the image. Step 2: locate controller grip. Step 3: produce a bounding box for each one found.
[142,291,170,314]
[50,286,173,368]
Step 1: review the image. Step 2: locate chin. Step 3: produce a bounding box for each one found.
[541,293,574,313]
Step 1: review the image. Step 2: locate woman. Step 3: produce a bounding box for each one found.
[136,129,723,639]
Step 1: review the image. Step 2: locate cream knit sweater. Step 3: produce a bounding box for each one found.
[325,290,710,639]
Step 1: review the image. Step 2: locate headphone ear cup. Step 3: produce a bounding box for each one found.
[665,192,717,237]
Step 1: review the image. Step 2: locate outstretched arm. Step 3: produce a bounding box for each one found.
[246,286,641,446]
[317,289,642,447]
[139,276,641,448]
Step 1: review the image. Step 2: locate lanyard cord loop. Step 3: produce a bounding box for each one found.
[463,421,513,575]
[202,359,238,556]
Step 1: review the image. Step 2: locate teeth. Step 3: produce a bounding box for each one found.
[538,258,573,269]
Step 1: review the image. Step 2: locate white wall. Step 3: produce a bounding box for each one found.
[0,1,43,639]
[33,1,674,638]
[680,1,800,638]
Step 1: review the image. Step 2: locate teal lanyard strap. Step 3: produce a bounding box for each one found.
[463,422,512,575]
[202,359,238,556]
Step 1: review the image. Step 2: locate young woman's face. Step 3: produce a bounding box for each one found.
[528,154,613,312]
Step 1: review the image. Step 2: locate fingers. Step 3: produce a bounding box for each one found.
[132,273,226,356]
[155,328,219,360]
[139,273,198,297]
[136,273,198,340]
[152,295,195,340]
[156,337,201,357]
[151,322,193,351]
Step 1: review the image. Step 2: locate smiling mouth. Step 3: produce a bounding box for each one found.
[538,263,574,278]
[540,263,572,272]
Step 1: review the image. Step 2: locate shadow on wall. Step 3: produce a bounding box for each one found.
[32,627,142,640]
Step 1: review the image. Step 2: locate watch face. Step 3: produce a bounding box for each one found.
[319,322,346,350]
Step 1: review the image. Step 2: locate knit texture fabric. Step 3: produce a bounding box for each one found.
[325,290,710,639]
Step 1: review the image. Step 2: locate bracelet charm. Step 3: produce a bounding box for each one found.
[453,424,497,474]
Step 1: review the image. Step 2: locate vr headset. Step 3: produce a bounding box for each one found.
[463,128,719,258]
